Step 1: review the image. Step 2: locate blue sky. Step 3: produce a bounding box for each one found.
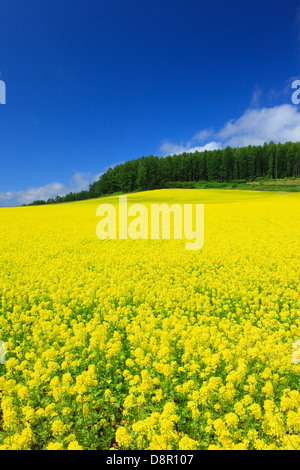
[0,0,300,206]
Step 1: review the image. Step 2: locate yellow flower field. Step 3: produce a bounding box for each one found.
[0,189,299,450]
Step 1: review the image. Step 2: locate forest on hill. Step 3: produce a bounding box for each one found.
[27,140,300,205]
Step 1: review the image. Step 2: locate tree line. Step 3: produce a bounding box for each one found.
[26,140,300,205]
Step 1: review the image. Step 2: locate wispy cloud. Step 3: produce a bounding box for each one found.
[16,182,68,205]
[0,191,15,202]
[0,171,102,206]
[249,86,262,109]
[0,162,128,207]
[191,128,214,142]
[160,140,221,157]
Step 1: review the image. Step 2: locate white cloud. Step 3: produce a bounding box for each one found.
[160,103,300,156]
[160,140,221,156]
[15,182,67,205]
[0,171,102,206]
[92,172,104,183]
[191,128,214,142]
[70,172,93,192]
[218,104,300,147]
[0,167,119,207]
[106,160,126,170]
[0,191,15,201]
[160,125,221,156]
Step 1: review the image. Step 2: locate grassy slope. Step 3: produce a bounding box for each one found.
[193,178,300,192]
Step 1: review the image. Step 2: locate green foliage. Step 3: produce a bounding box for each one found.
[24,141,300,206]
[165,181,196,189]
[28,200,46,206]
